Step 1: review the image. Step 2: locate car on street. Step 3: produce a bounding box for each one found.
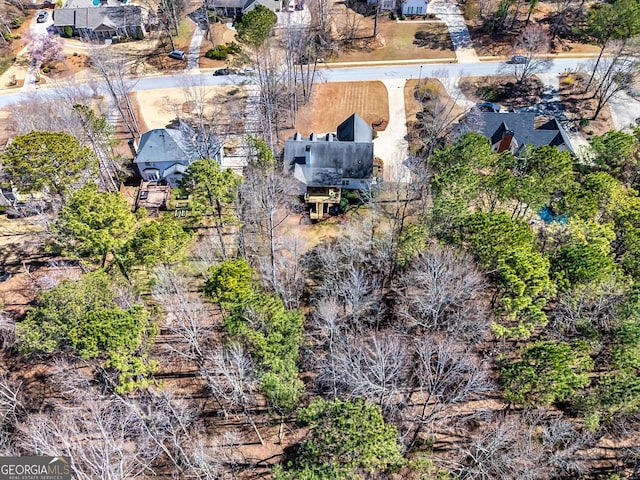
[510,55,528,64]
[287,2,295,11]
[168,50,185,60]
[213,68,233,76]
[36,11,48,23]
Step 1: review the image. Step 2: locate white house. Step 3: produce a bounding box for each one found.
[402,0,427,15]
[131,123,224,187]
[366,0,427,13]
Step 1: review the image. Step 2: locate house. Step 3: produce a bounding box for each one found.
[457,111,575,155]
[366,0,427,14]
[401,0,428,15]
[207,0,282,17]
[131,123,224,188]
[283,114,374,220]
[52,2,147,40]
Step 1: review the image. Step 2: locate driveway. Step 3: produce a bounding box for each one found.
[608,91,640,132]
[428,0,479,63]
[23,12,54,90]
[374,79,412,183]
[276,7,311,28]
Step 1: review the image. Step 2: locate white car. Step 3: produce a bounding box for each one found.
[287,3,295,12]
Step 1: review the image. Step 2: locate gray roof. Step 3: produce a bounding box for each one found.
[53,8,75,25]
[462,111,574,153]
[211,0,252,8]
[336,113,373,142]
[134,124,222,166]
[53,5,144,29]
[284,114,374,187]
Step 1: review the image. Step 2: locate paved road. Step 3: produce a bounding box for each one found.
[0,58,591,108]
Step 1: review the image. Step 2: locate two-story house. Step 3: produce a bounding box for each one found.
[283,114,374,220]
[131,124,224,188]
[457,111,575,155]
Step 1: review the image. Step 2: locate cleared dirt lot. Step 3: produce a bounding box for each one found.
[280,81,389,139]
[131,84,250,132]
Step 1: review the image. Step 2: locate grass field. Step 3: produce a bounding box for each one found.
[280,81,389,140]
[334,19,455,63]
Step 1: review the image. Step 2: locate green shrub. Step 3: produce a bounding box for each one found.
[11,16,23,28]
[42,66,51,74]
[63,25,73,38]
[579,118,590,127]
[463,0,480,20]
[205,44,237,60]
[389,11,397,19]
[478,85,498,101]
[400,14,406,20]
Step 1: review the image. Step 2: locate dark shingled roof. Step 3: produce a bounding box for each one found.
[336,113,373,142]
[284,114,374,187]
[134,124,221,166]
[462,111,574,154]
[53,5,143,29]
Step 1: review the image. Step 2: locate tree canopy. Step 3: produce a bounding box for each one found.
[52,182,137,267]
[0,130,97,199]
[236,5,277,48]
[501,341,594,407]
[16,270,157,393]
[274,398,405,479]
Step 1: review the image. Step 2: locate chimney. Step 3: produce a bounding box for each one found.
[294,132,302,141]
[128,137,139,158]
[310,133,317,142]
[497,129,514,153]
[305,145,312,164]
[326,133,333,141]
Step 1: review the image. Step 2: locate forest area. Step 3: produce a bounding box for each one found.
[1,120,640,479]
[1,0,640,477]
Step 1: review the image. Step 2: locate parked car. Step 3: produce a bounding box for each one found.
[287,2,295,12]
[510,55,528,64]
[168,50,185,60]
[36,11,48,23]
[213,68,232,76]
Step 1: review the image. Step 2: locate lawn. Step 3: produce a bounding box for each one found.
[334,19,455,63]
[279,81,389,141]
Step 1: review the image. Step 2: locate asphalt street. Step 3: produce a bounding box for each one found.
[0,58,593,108]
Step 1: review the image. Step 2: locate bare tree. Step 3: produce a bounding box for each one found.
[457,411,592,480]
[323,331,410,414]
[202,344,265,445]
[395,245,491,342]
[549,278,629,341]
[18,401,160,480]
[0,374,24,428]
[258,234,306,309]
[506,24,552,86]
[88,46,140,138]
[238,162,298,288]
[406,338,492,450]
[0,311,15,351]
[152,266,214,364]
[586,43,639,120]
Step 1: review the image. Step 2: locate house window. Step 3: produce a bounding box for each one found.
[383,0,393,7]
[341,179,349,186]
[416,6,423,13]
[408,6,414,13]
